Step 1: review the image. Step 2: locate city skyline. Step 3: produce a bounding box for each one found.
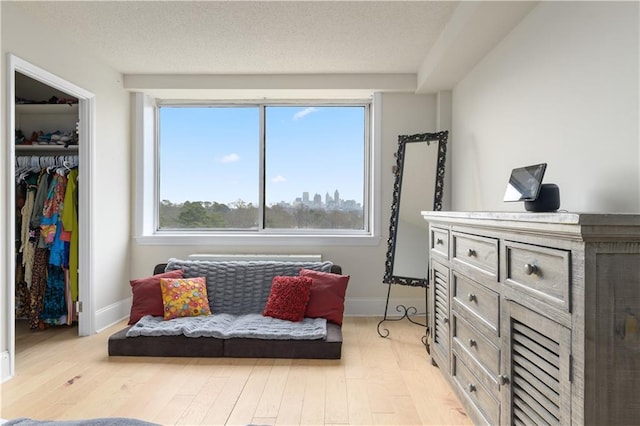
[162,188,363,211]
[275,188,362,211]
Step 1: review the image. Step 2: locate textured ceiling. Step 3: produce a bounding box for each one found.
[11,1,459,75]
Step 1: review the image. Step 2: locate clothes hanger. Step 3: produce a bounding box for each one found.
[56,160,73,176]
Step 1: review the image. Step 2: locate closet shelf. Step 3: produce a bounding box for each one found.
[15,144,78,153]
[15,103,78,114]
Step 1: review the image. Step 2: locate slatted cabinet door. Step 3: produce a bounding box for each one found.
[430,259,451,370]
[501,301,571,426]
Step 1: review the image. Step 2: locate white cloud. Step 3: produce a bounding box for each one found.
[219,153,240,163]
[293,107,318,120]
[271,175,287,183]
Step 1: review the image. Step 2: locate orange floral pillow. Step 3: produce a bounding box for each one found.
[160,277,210,320]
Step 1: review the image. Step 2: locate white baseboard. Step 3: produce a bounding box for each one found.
[344,297,427,317]
[94,298,131,333]
[1,351,11,383]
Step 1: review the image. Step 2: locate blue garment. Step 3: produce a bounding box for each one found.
[40,265,66,323]
[44,213,66,267]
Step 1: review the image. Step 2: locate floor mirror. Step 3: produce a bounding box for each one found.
[378,131,448,345]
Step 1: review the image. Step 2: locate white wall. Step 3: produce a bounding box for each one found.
[1,2,445,369]
[0,0,6,377]
[128,92,439,316]
[1,2,131,367]
[451,1,640,213]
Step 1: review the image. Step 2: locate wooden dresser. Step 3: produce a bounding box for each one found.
[421,212,640,425]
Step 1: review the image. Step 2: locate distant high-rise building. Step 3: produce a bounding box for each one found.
[334,189,340,207]
[343,199,359,210]
[302,192,309,205]
[313,193,322,205]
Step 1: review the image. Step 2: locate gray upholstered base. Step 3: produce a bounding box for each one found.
[3,418,159,426]
[108,322,342,359]
[108,327,224,357]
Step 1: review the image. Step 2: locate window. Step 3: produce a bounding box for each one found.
[159,106,261,229]
[136,95,381,246]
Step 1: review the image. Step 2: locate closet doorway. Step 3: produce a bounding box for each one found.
[5,55,95,380]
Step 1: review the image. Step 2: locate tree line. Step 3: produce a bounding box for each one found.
[159,200,364,229]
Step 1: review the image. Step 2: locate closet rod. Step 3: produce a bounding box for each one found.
[15,155,79,168]
[15,155,79,182]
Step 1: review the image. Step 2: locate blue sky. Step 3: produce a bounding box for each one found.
[159,105,365,206]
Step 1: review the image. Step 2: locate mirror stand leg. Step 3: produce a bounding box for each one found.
[376,284,393,337]
[377,285,430,354]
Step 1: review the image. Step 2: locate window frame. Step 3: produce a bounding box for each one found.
[134,93,382,246]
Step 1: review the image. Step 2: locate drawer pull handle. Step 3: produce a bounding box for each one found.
[468,383,476,393]
[443,316,449,324]
[467,293,477,302]
[498,375,509,385]
[467,248,476,257]
[468,338,477,348]
[524,263,538,275]
[436,238,444,245]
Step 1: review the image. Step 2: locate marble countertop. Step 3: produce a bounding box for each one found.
[421,211,640,226]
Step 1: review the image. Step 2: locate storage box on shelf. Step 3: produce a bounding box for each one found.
[423,211,640,426]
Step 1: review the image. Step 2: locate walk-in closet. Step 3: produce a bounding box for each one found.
[13,72,80,334]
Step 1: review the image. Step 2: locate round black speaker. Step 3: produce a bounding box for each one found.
[525,183,560,212]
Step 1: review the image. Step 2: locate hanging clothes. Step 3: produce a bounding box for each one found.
[15,262,30,319]
[41,172,68,266]
[14,155,79,329]
[40,265,67,325]
[62,168,79,301]
[29,171,51,245]
[15,182,30,319]
[41,171,69,325]
[20,174,38,289]
[27,172,55,328]
[29,248,48,329]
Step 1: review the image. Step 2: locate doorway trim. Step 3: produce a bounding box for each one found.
[4,54,95,380]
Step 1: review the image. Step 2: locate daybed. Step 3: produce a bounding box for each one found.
[108,258,348,359]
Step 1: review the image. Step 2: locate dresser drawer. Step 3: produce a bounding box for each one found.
[453,354,500,426]
[453,313,500,380]
[452,231,498,280]
[431,226,449,259]
[452,272,500,336]
[505,241,571,312]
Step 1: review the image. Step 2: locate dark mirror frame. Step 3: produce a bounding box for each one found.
[382,131,448,287]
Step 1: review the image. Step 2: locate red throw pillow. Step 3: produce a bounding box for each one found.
[263,276,313,322]
[128,269,184,324]
[300,269,350,325]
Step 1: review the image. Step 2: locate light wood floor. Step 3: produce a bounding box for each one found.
[1,317,470,425]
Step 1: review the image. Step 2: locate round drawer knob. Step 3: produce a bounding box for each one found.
[498,375,509,385]
[468,293,477,302]
[468,338,477,347]
[468,383,476,392]
[443,316,449,324]
[467,248,476,257]
[436,238,444,245]
[524,263,538,275]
